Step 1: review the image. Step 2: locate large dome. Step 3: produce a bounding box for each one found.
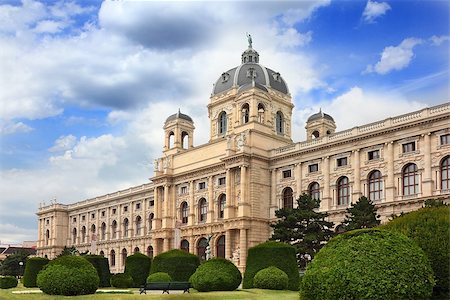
[212,46,289,96]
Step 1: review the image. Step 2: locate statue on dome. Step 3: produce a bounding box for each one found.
[246,33,252,48]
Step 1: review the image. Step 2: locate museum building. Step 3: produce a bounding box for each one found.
[36,43,450,273]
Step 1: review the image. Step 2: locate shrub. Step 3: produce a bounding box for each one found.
[84,255,111,287]
[0,276,18,289]
[243,241,299,291]
[150,249,200,281]
[22,257,49,287]
[383,205,450,297]
[300,229,435,300]
[189,258,241,292]
[37,255,99,295]
[147,272,172,283]
[110,273,133,288]
[124,252,151,287]
[253,266,288,290]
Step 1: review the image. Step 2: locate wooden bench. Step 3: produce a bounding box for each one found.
[139,282,191,294]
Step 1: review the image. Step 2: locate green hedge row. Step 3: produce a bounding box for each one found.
[150,249,199,281]
[0,276,18,289]
[22,257,49,287]
[84,255,111,287]
[124,253,151,287]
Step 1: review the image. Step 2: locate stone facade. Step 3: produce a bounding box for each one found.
[36,46,450,273]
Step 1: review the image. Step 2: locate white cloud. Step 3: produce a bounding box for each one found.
[365,38,422,75]
[362,0,391,23]
[0,121,33,135]
[430,35,450,46]
[0,223,37,245]
[48,135,77,152]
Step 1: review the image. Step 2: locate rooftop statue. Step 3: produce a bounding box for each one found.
[246,32,252,48]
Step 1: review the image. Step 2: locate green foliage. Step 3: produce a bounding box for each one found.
[253,266,288,290]
[110,273,133,288]
[340,196,380,231]
[0,251,29,276]
[189,258,241,292]
[243,241,299,291]
[84,255,111,287]
[300,229,435,300]
[383,205,450,297]
[270,193,334,269]
[124,252,151,287]
[0,276,18,289]
[150,249,200,281]
[22,257,49,287]
[56,246,79,257]
[424,198,448,208]
[37,255,99,295]
[147,272,172,283]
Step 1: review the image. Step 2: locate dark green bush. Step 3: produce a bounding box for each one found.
[189,258,241,292]
[383,205,450,297]
[300,229,435,300]
[37,255,99,295]
[0,276,18,289]
[84,255,111,287]
[124,252,151,287]
[253,266,288,290]
[22,257,49,287]
[110,273,133,288]
[243,241,299,290]
[150,249,200,281]
[147,272,172,283]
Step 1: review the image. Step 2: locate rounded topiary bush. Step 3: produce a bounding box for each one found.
[84,255,111,287]
[0,276,18,289]
[147,272,172,283]
[110,273,133,288]
[22,257,49,287]
[189,258,241,292]
[300,229,435,300]
[37,256,99,295]
[383,205,450,297]
[253,266,288,290]
[124,252,151,287]
[243,241,299,291]
[150,249,200,281]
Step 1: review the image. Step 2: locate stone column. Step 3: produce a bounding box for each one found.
[239,229,247,268]
[322,157,331,210]
[208,176,214,222]
[225,169,233,218]
[152,187,159,230]
[385,142,395,202]
[295,163,302,199]
[270,169,277,217]
[189,181,195,225]
[238,165,250,216]
[162,185,170,228]
[422,133,433,196]
[353,149,361,202]
[225,230,232,260]
[163,238,170,252]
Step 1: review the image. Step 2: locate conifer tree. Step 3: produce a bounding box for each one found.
[341,196,380,231]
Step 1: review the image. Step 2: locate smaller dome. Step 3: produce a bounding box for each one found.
[165,109,193,123]
[307,109,334,122]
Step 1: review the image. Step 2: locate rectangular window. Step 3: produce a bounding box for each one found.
[309,164,318,173]
[91,213,95,219]
[124,206,128,212]
[368,150,380,160]
[73,217,77,223]
[112,208,116,215]
[136,203,141,210]
[101,211,105,217]
[82,215,85,221]
[337,157,348,167]
[46,219,49,225]
[149,200,155,207]
[440,134,450,145]
[282,170,292,178]
[180,186,188,194]
[218,177,226,185]
[198,182,206,190]
[402,142,416,153]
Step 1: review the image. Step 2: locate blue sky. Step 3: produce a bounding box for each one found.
[0,0,448,244]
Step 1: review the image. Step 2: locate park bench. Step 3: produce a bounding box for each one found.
[139,281,191,294]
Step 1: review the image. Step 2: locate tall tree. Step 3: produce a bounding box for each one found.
[341,196,380,231]
[0,251,29,276]
[270,193,334,269]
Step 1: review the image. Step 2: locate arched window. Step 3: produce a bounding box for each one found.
[111,220,117,239]
[368,170,383,201]
[241,103,249,124]
[180,239,189,252]
[101,222,106,240]
[148,213,154,231]
[110,250,116,266]
[72,228,77,244]
[121,248,127,266]
[218,194,226,219]
[257,103,265,123]
[123,218,129,238]
[147,246,153,258]
[168,131,175,149]
[309,182,320,200]
[276,111,284,135]
[46,229,50,245]
[197,238,208,261]
[135,216,142,236]
[99,250,104,257]
[282,187,293,209]
[337,176,350,206]
[441,156,450,190]
[218,112,227,135]
[216,235,225,258]
[198,198,207,223]
[182,131,189,149]
[403,163,419,195]
[181,202,189,224]
[312,130,320,139]
[134,247,140,254]
[81,226,86,243]
[91,224,96,234]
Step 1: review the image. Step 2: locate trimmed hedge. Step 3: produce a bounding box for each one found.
[189,258,241,292]
[243,241,299,291]
[84,255,111,287]
[37,256,99,295]
[383,205,450,297]
[300,229,435,300]
[147,272,172,283]
[22,257,49,287]
[150,249,200,281]
[110,273,133,288]
[124,253,151,287]
[0,276,18,289]
[254,266,288,290]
